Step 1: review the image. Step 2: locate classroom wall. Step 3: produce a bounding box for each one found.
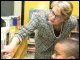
[71,1,79,16]
[14,1,22,17]
[24,1,50,25]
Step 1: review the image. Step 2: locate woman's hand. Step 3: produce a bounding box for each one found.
[1,45,14,59]
[1,36,20,59]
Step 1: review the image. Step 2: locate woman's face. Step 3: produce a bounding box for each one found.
[48,6,64,26]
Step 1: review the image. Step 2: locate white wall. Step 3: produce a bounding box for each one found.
[14,1,22,17]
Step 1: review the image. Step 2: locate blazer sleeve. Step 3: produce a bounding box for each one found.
[14,12,39,42]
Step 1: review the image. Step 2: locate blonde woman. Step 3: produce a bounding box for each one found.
[1,1,78,59]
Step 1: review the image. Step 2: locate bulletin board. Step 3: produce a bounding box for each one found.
[23,1,50,25]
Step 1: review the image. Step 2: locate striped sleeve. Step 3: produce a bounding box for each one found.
[14,12,39,42]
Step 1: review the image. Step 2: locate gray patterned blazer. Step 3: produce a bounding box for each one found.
[14,10,78,59]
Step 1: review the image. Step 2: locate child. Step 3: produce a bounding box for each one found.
[51,38,79,59]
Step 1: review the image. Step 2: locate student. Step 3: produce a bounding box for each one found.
[51,38,79,59]
[1,1,78,59]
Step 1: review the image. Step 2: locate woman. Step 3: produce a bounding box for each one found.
[1,1,78,59]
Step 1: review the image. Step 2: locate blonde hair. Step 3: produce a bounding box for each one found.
[51,1,73,20]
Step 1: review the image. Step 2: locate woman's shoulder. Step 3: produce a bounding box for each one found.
[69,16,77,23]
[64,16,78,29]
[32,9,50,21]
[68,16,78,26]
[37,9,50,17]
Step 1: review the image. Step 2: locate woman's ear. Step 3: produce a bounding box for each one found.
[67,56,76,59]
